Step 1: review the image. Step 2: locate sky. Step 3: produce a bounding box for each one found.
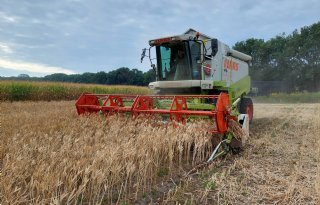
[0,0,319,77]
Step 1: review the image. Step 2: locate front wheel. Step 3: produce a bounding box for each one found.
[239,97,253,123]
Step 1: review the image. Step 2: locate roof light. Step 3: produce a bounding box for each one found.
[196,32,200,39]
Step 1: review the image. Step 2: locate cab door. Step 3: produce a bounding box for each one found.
[188,41,202,80]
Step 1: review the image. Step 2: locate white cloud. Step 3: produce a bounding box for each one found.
[0,43,13,54]
[0,58,76,74]
[0,11,18,23]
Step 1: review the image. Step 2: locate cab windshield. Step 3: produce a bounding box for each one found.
[156,41,201,81]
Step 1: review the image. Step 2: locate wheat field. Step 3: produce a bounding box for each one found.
[168,103,320,205]
[0,81,150,101]
[0,101,213,204]
[0,101,319,204]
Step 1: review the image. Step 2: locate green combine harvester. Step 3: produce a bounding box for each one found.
[76,29,253,161]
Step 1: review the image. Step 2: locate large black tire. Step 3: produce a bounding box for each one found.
[239,97,254,123]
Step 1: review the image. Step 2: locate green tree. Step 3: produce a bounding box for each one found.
[143,69,156,85]
[234,21,320,92]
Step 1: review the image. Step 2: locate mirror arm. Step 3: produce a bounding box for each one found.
[148,46,158,81]
[148,47,153,65]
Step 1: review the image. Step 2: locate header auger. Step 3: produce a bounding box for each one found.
[76,28,253,161]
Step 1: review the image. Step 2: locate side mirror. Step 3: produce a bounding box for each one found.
[141,48,146,63]
[211,39,218,56]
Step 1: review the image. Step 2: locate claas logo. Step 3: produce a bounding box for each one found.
[224,59,239,71]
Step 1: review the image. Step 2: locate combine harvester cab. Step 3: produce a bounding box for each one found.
[76,29,253,161]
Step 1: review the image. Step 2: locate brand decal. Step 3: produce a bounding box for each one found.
[224,59,239,71]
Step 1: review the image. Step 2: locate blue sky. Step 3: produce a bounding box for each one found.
[0,0,319,77]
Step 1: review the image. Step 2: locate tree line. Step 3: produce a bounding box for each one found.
[1,68,156,86]
[43,68,156,86]
[233,21,320,92]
